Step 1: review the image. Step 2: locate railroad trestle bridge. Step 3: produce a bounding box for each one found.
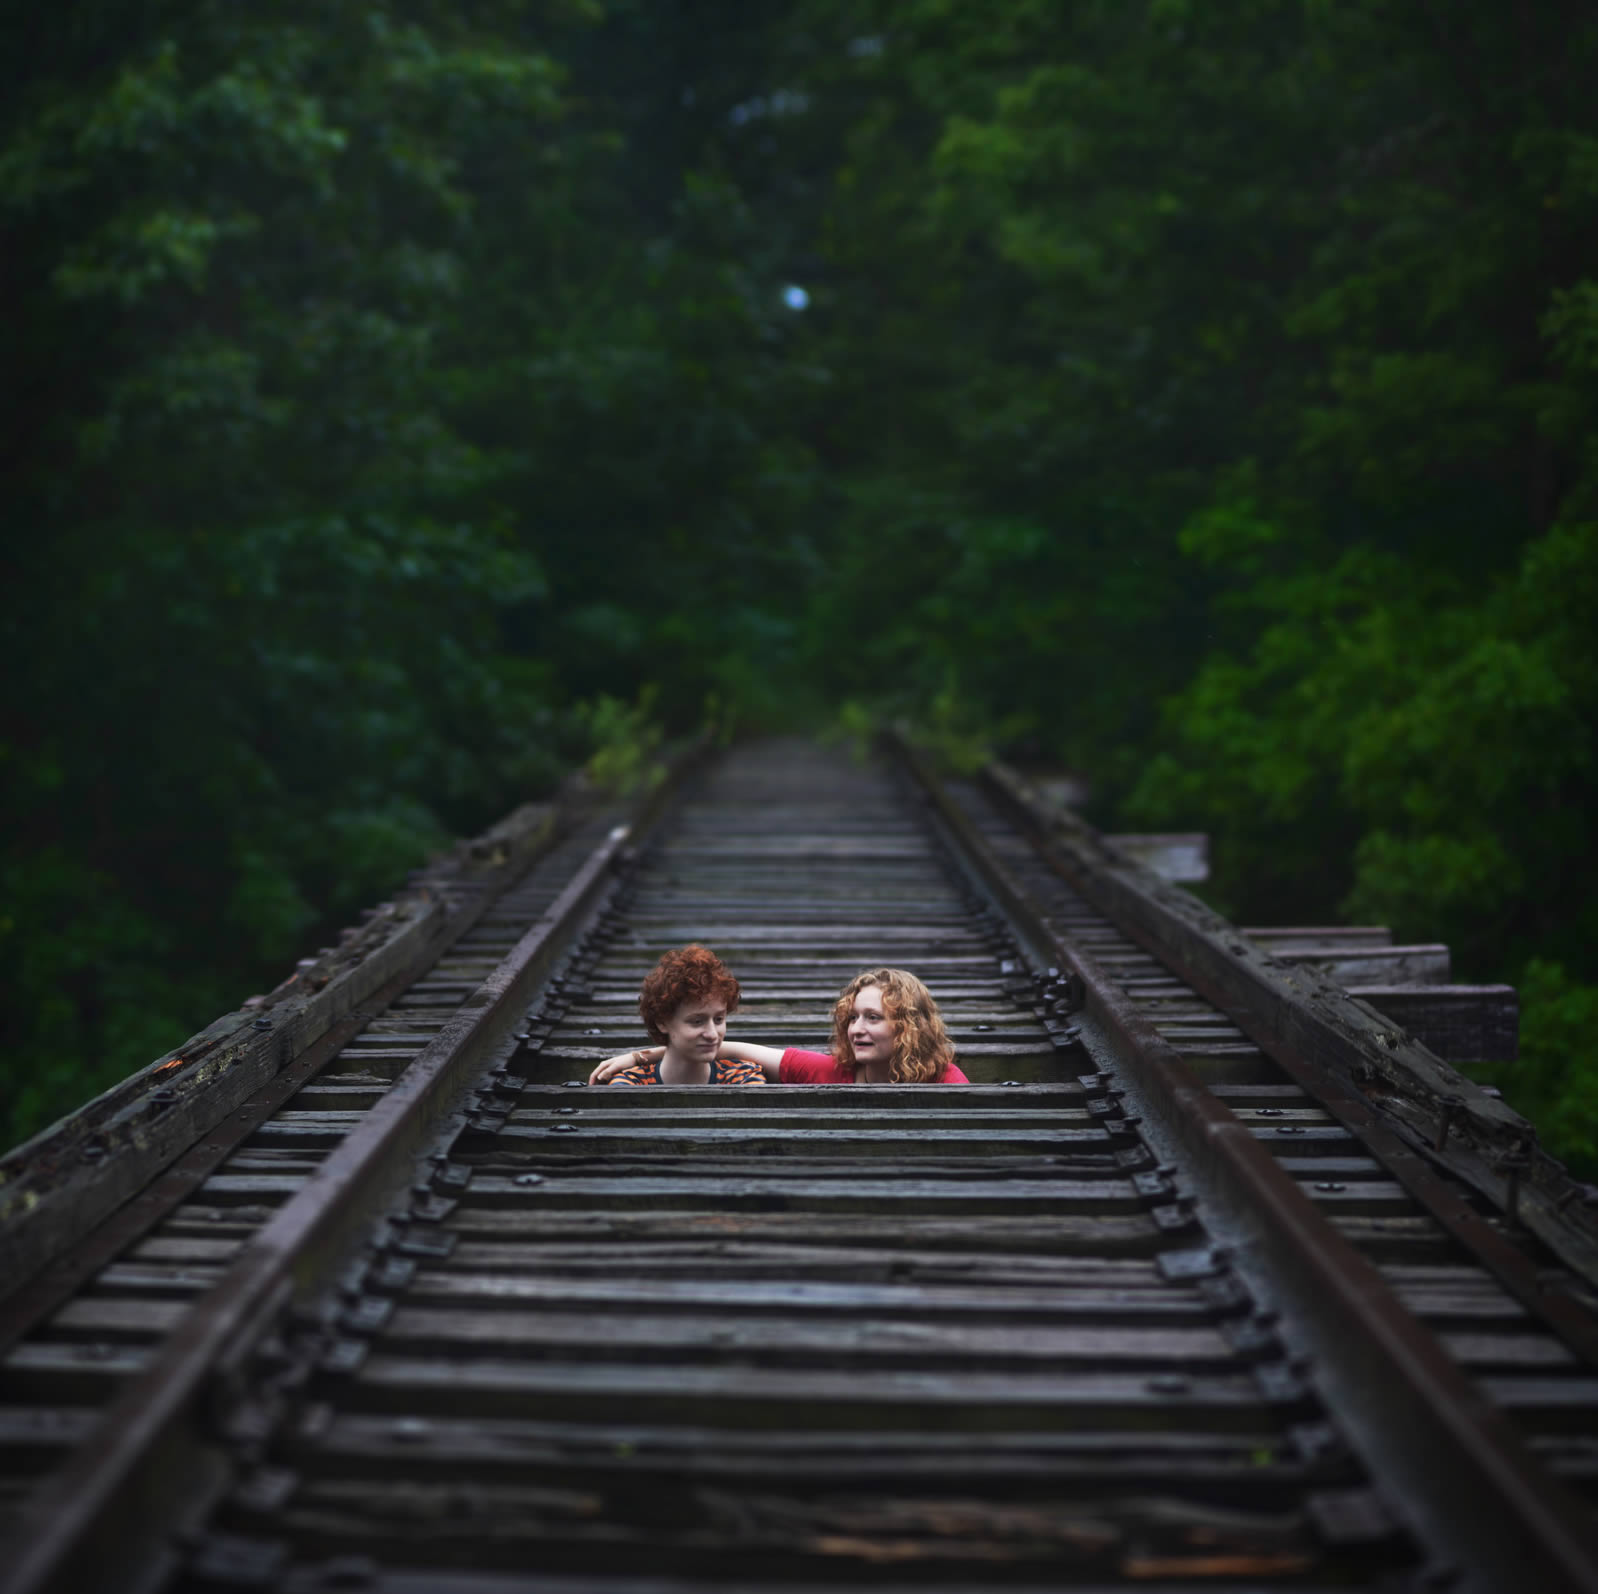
[1,736,1595,1593]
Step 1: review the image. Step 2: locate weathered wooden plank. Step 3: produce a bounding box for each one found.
[266,1478,1319,1577]
[45,1299,187,1339]
[465,1157,1131,1183]
[159,1203,278,1234]
[0,1407,99,1459]
[289,1411,1314,1494]
[376,1308,1240,1369]
[194,1175,306,1201]
[1275,945,1452,985]
[395,1272,1207,1322]
[1388,1288,1534,1327]
[287,1074,389,1099]
[79,1262,222,1295]
[1477,1379,1598,1431]
[127,1236,242,1263]
[261,1121,1109,1155]
[506,1108,1096,1129]
[349,1357,1278,1432]
[1243,926,1394,949]
[1438,1334,1577,1369]
[1326,1216,1454,1262]
[435,1241,1168,1283]
[1,1341,151,1398]
[458,1175,1145,1213]
[438,1209,1168,1255]
[244,1571,1356,1594]
[1350,985,1518,1064]
[1243,1127,1361,1153]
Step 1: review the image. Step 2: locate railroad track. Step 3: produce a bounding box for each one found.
[2,735,1598,1593]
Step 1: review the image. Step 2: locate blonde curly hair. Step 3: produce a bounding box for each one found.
[829,968,956,1083]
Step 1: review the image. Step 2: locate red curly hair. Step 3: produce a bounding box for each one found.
[638,944,741,1042]
[829,968,955,1083]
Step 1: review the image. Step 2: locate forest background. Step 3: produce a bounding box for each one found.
[3,2,1595,1168]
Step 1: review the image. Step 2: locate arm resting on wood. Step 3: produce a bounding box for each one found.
[589,1046,664,1085]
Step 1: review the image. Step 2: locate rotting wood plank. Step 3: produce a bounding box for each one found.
[435,1209,1172,1255]
[393,1241,1177,1282]
[286,1410,1326,1492]
[260,1121,1110,1154]
[389,1272,1211,1322]
[373,1308,1242,1368]
[1348,985,1519,1064]
[453,1174,1147,1212]
[255,1481,1323,1578]
[343,1358,1280,1432]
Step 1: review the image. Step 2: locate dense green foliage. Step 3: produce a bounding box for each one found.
[3,2,1594,1165]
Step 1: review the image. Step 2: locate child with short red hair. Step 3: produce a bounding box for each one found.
[603,944,765,1086]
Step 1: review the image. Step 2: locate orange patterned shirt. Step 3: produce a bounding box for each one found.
[607,1056,766,1086]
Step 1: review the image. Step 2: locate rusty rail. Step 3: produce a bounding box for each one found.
[0,750,700,1594]
[893,730,1598,1594]
[980,757,1598,1283]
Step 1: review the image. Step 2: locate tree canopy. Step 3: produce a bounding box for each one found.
[3,1,1595,1165]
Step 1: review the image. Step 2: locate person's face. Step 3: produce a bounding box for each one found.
[663,994,727,1060]
[847,985,896,1067]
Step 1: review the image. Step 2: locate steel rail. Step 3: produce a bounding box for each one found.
[979,759,1598,1285]
[0,821,573,1361]
[0,803,563,1332]
[893,731,1598,1594]
[0,753,697,1594]
[980,758,1598,1366]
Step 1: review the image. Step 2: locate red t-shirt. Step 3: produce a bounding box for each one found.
[778,1048,969,1084]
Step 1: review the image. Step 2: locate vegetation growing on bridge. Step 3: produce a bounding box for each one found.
[3,2,1594,1164]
